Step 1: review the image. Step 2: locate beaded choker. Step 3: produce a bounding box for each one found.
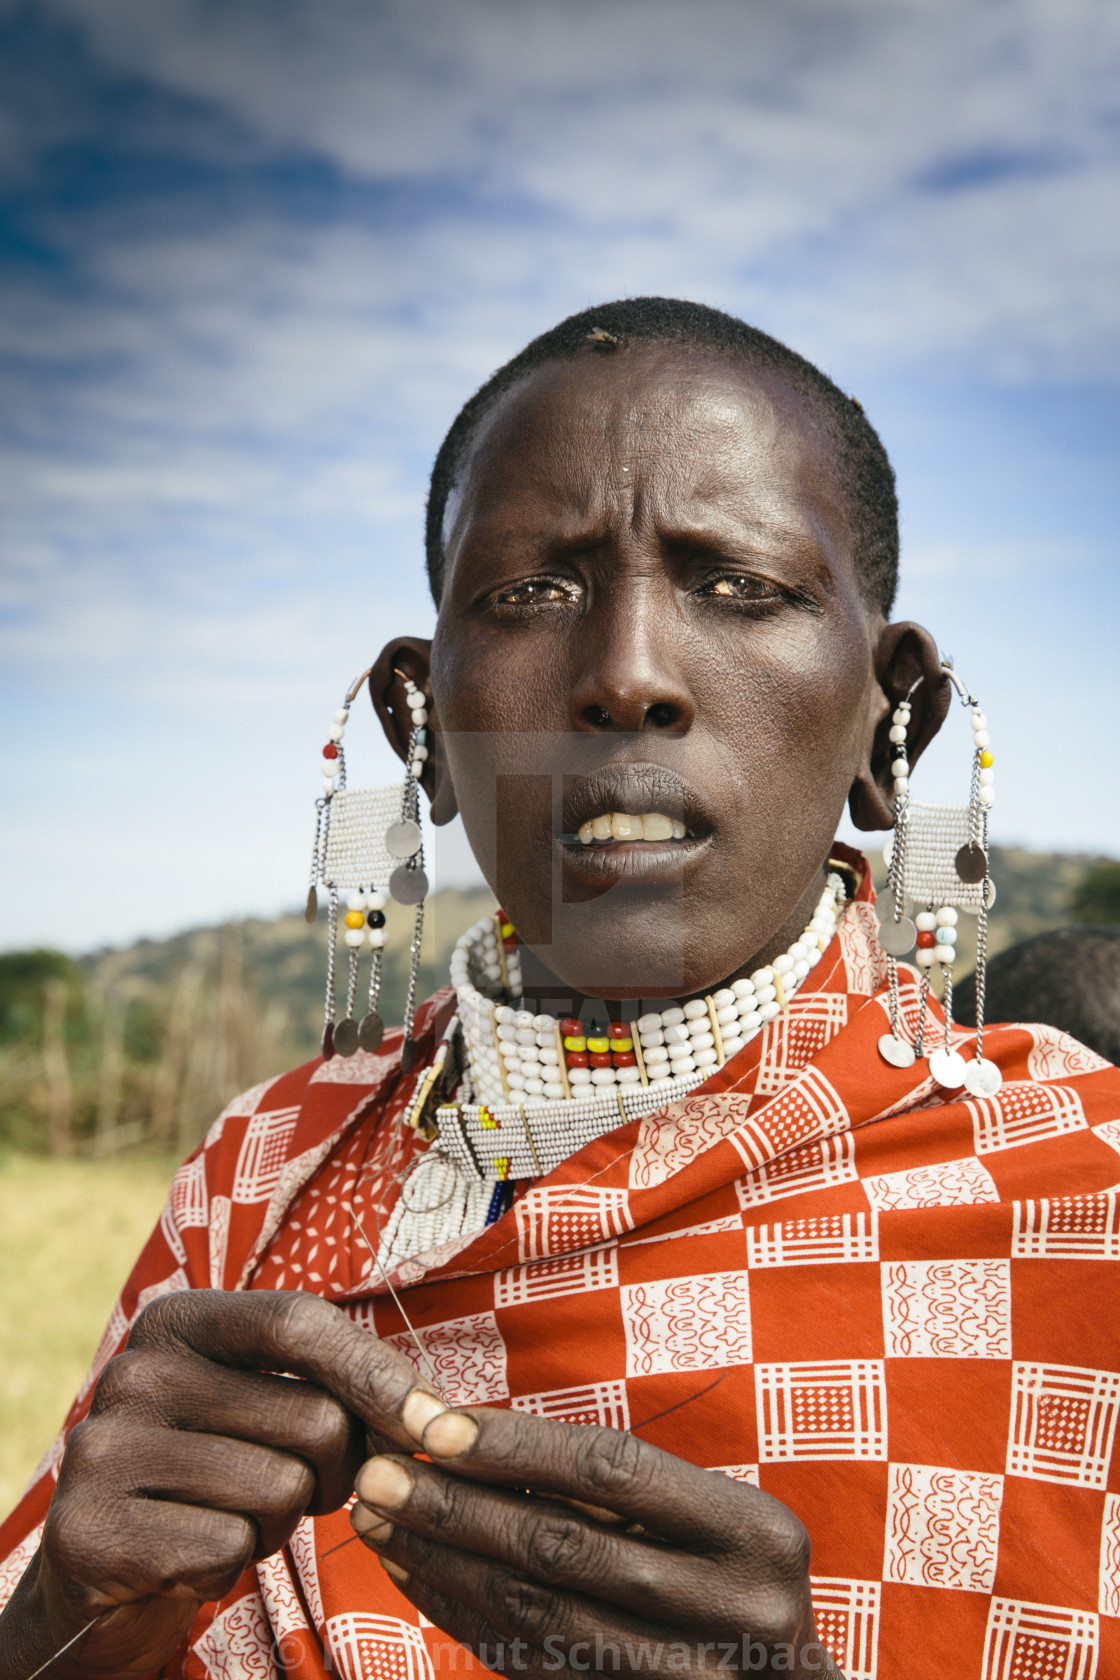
[401,871,849,1207]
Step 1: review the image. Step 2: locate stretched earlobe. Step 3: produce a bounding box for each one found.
[848,622,951,831]
[368,637,460,826]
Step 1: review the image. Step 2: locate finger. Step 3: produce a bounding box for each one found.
[63,1420,316,1561]
[417,1407,783,1552]
[91,1349,364,1513]
[354,1455,744,1631]
[43,1489,257,1612]
[127,1288,449,1449]
[362,1526,689,1678]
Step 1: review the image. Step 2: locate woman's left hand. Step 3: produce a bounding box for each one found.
[350,1406,841,1677]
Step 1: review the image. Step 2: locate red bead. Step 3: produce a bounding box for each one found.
[322,743,339,760]
[559,1018,582,1038]
[589,1052,612,1069]
[607,1021,629,1039]
[566,1051,589,1068]
[916,930,936,948]
[612,1052,636,1067]
[503,935,519,950]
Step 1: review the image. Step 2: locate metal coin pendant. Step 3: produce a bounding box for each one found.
[333,1017,359,1058]
[400,1035,417,1075]
[955,842,988,884]
[878,916,917,957]
[358,1011,384,1052]
[305,886,318,925]
[878,1033,916,1069]
[390,864,429,905]
[321,1021,336,1061]
[929,1046,967,1089]
[963,1057,1002,1099]
[385,819,422,859]
[876,886,898,924]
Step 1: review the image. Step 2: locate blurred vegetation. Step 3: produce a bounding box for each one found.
[1070,860,1120,926]
[1,850,1116,1158]
[0,888,491,1158]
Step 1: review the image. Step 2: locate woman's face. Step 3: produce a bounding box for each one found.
[426,345,889,999]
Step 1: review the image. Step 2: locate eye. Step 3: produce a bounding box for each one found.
[700,573,782,602]
[492,578,573,607]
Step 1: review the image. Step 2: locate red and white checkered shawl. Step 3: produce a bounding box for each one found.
[4,850,1120,1680]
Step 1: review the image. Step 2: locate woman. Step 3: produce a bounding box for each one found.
[2,299,1119,1680]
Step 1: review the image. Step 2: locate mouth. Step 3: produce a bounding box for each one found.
[558,764,715,885]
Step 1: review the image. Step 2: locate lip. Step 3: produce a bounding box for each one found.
[558,762,716,887]
[561,762,713,837]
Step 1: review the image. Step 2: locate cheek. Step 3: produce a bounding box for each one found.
[431,621,563,737]
[710,622,870,795]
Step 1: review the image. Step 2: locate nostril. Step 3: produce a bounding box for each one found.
[646,702,678,729]
[583,704,612,728]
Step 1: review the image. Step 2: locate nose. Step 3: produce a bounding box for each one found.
[569,580,695,734]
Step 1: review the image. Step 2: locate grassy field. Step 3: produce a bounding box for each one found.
[0,1152,175,1515]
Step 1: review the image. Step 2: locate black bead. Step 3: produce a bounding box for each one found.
[366,909,386,928]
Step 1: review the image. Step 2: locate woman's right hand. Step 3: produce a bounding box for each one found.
[0,1290,447,1680]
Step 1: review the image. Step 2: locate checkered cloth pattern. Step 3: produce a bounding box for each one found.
[3,851,1120,1680]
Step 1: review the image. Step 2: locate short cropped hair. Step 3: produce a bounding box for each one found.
[425,297,899,614]
[955,927,1120,1066]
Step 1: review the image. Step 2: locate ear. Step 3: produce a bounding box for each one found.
[367,637,459,827]
[848,621,951,831]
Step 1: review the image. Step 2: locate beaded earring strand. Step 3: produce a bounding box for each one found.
[876,660,1001,1098]
[305,668,430,1061]
[387,672,430,1072]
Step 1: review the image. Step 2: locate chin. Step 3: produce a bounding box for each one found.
[526,896,739,999]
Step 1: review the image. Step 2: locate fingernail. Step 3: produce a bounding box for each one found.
[423,1410,479,1459]
[355,1457,414,1511]
[381,1558,410,1584]
[402,1388,446,1444]
[351,1505,394,1543]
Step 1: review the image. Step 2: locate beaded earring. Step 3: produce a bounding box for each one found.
[305,668,430,1067]
[877,659,1001,1098]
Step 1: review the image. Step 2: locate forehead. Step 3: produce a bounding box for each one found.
[443,345,849,552]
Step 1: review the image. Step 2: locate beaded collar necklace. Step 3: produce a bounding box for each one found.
[400,869,849,1233]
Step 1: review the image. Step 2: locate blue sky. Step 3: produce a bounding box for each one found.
[1,0,1117,952]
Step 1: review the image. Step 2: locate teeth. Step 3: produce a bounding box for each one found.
[577,812,687,845]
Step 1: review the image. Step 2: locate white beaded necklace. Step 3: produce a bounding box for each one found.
[404,871,848,1193]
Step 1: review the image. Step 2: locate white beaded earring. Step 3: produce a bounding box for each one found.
[306,668,430,1065]
[877,659,1001,1098]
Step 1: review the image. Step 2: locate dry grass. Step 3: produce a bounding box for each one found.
[0,1152,175,1515]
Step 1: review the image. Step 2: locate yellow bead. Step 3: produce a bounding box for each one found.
[500,921,514,938]
[979,750,993,768]
[587,1036,609,1053]
[611,1037,633,1053]
[563,1035,586,1052]
[344,909,365,929]
[494,1156,510,1180]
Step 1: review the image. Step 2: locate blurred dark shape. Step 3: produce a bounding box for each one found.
[955,928,1120,1064]
[0,950,82,1046]
[1070,860,1120,925]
